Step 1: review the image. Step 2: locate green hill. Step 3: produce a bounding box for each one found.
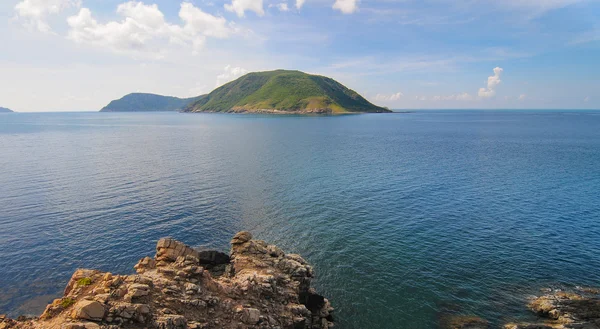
[100,93,205,112]
[183,70,390,114]
[0,107,13,113]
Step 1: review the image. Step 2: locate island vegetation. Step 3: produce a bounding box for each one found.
[99,71,389,114]
[0,107,14,112]
[183,70,391,114]
[100,93,205,112]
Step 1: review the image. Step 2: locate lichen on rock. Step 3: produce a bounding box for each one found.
[1,232,334,329]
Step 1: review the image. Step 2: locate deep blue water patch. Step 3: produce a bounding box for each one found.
[0,110,599,328]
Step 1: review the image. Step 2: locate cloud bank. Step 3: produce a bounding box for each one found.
[67,2,236,57]
[333,0,358,14]
[225,0,265,17]
[375,92,403,101]
[14,0,80,32]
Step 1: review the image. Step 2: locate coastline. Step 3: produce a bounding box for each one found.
[183,108,392,114]
[1,232,334,329]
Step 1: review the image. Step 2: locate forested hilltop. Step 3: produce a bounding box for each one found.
[183,70,390,114]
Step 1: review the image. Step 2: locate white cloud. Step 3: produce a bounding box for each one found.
[270,2,290,11]
[389,92,403,101]
[478,67,503,98]
[584,96,590,102]
[224,0,265,17]
[14,0,81,32]
[431,92,473,101]
[296,0,305,9]
[375,92,403,101]
[456,92,473,101]
[333,0,358,14]
[179,2,233,38]
[67,2,235,57]
[518,94,526,100]
[216,65,248,87]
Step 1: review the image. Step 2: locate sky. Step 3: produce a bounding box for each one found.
[0,0,599,112]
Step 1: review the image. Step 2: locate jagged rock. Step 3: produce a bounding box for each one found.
[61,322,100,329]
[267,245,284,258]
[4,233,334,329]
[127,283,150,297]
[156,238,200,262]
[504,324,555,329]
[241,308,260,324]
[71,301,104,321]
[134,257,156,274]
[506,289,600,329]
[156,315,187,329]
[230,231,252,245]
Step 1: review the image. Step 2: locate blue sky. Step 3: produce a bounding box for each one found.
[0,0,599,111]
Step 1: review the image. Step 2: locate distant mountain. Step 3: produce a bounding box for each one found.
[100,93,205,112]
[0,107,13,112]
[183,70,391,114]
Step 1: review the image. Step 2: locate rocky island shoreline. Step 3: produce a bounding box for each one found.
[0,232,333,329]
[504,287,600,329]
[2,231,599,329]
[444,287,600,329]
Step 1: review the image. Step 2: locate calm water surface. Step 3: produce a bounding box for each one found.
[1,111,599,328]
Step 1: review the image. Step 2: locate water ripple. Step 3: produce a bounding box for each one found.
[1,111,600,328]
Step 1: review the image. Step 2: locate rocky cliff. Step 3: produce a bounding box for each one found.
[0,232,333,329]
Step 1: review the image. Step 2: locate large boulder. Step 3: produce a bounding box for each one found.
[156,238,200,262]
[241,308,260,324]
[71,301,104,321]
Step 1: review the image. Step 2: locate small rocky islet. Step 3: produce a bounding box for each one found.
[2,232,599,329]
[0,232,333,329]
[441,288,600,329]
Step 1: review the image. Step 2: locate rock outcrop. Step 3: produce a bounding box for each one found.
[0,232,333,329]
[505,288,600,329]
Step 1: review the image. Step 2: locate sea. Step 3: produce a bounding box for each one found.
[0,110,599,328]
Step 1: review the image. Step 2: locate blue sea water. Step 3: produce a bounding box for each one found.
[0,110,599,328]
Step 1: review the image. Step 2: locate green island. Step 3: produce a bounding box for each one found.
[183,70,391,114]
[0,107,14,113]
[100,93,205,112]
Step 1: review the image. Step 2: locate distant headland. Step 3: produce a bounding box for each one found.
[0,107,14,113]
[100,93,205,112]
[100,70,391,114]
